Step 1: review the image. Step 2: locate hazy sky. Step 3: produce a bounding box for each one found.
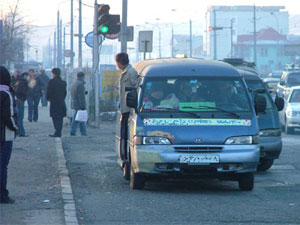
[1,0,300,27]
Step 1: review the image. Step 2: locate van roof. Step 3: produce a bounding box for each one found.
[134,58,242,78]
[237,69,261,81]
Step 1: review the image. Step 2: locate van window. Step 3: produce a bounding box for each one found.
[141,77,251,112]
[287,73,300,86]
[245,80,273,109]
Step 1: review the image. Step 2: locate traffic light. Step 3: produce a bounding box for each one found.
[98,4,120,35]
[208,26,223,31]
[98,4,110,35]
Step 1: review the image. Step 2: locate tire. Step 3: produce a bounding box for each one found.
[130,166,145,190]
[285,121,294,134]
[238,172,254,191]
[257,159,274,172]
[122,162,130,181]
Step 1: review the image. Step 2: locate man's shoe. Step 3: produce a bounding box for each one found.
[28,119,32,122]
[49,134,61,137]
[0,197,15,204]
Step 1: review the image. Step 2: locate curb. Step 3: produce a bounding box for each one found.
[56,138,79,225]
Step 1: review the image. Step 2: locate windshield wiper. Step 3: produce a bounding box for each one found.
[143,106,201,118]
[182,106,240,118]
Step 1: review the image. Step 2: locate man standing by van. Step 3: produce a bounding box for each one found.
[115,52,139,160]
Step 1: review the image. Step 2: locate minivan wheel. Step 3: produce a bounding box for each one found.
[122,161,130,181]
[130,166,145,190]
[238,172,254,191]
[257,159,274,172]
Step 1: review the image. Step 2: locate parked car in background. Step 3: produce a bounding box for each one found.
[263,78,280,100]
[279,86,300,134]
[268,71,283,79]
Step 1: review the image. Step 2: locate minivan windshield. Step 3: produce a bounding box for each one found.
[140,77,252,114]
[289,90,300,103]
[286,73,300,86]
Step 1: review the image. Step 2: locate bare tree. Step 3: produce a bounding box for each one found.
[0,0,31,69]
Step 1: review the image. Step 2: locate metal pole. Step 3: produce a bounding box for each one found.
[60,19,63,69]
[48,37,51,68]
[159,28,161,58]
[253,4,257,65]
[121,0,128,52]
[93,1,100,127]
[171,25,174,57]
[63,27,66,70]
[213,9,217,60]
[190,19,192,57]
[54,31,56,67]
[57,11,60,68]
[78,0,82,69]
[70,0,74,69]
[231,18,234,58]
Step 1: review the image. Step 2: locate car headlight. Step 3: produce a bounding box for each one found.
[259,129,281,137]
[225,135,259,145]
[286,111,300,117]
[137,136,171,145]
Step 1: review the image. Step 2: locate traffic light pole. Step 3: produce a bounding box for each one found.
[93,1,100,127]
[121,0,128,53]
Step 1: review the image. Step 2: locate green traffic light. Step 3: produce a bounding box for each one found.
[100,25,109,33]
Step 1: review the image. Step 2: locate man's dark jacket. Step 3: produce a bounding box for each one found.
[46,76,67,118]
[71,78,86,110]
[27,76,42,98]
[39,72,50,92]
[15,76,28,102]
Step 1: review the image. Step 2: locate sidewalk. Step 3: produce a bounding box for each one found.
[0,106,66,225]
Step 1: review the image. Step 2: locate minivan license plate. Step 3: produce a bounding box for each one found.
[179,155,219,164]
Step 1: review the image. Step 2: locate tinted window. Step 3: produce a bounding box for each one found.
[289,90,300,103]
[141,77,251,112]
[286,73,300,86]
[245,80,274,109]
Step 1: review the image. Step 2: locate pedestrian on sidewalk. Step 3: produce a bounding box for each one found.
[47,68,67,137]
[15,72,29,137]
[39,69,50,107]
[0,66,18,204]
[115,52,139,160]
[70,72,87,136]
[27,69,42,122]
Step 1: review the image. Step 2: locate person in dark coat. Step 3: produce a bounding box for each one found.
[70,72,87,136]
[46,68,67,137]
[39,69,50,107]
[0,66,18,204]
[27,69,42,122]
[15,72,29,137]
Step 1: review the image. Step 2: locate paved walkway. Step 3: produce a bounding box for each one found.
[0,106,71,225]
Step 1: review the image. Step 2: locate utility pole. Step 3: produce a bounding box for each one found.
[57,11,61,68]
[93,1,100,127]
[253,4,257,65]
[78,0,82,69]
[231,18,234,58]
[54,31,56,67]
[48,37,51,68]
[70,0,74,69]
[171,25,174,57]
[213,9,217,60]
[60,19,63,69]
[190,19,192,57]
[63,27,66,70]
[121,0,128,53]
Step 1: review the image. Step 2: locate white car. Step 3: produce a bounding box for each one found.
[279,86,300,134]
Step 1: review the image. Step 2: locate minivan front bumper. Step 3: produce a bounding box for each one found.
[259,136,282,160]
[131,144,260,175]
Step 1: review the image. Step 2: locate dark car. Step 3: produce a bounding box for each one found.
[277,69,300,98]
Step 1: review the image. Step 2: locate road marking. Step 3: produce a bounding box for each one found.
[270,164,296,170]
[56,138,79,225]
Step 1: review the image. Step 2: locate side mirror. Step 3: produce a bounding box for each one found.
[280,80,285,85]
[254,94,266,114]
[126,90,137,109]
[275,96,284,111]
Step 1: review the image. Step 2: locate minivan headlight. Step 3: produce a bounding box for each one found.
[142,137,171,145]
[259,129,281,137]
[225,135,259,145]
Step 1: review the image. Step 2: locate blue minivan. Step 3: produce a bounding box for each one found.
[116,58,266,191]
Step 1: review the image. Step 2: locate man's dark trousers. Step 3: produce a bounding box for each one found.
[0,141,13,201]
[16,101,25,136]
[52,117,63,137]
[120,112,129,160]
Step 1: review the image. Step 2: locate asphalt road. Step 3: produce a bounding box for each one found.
[63,124,300,225]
